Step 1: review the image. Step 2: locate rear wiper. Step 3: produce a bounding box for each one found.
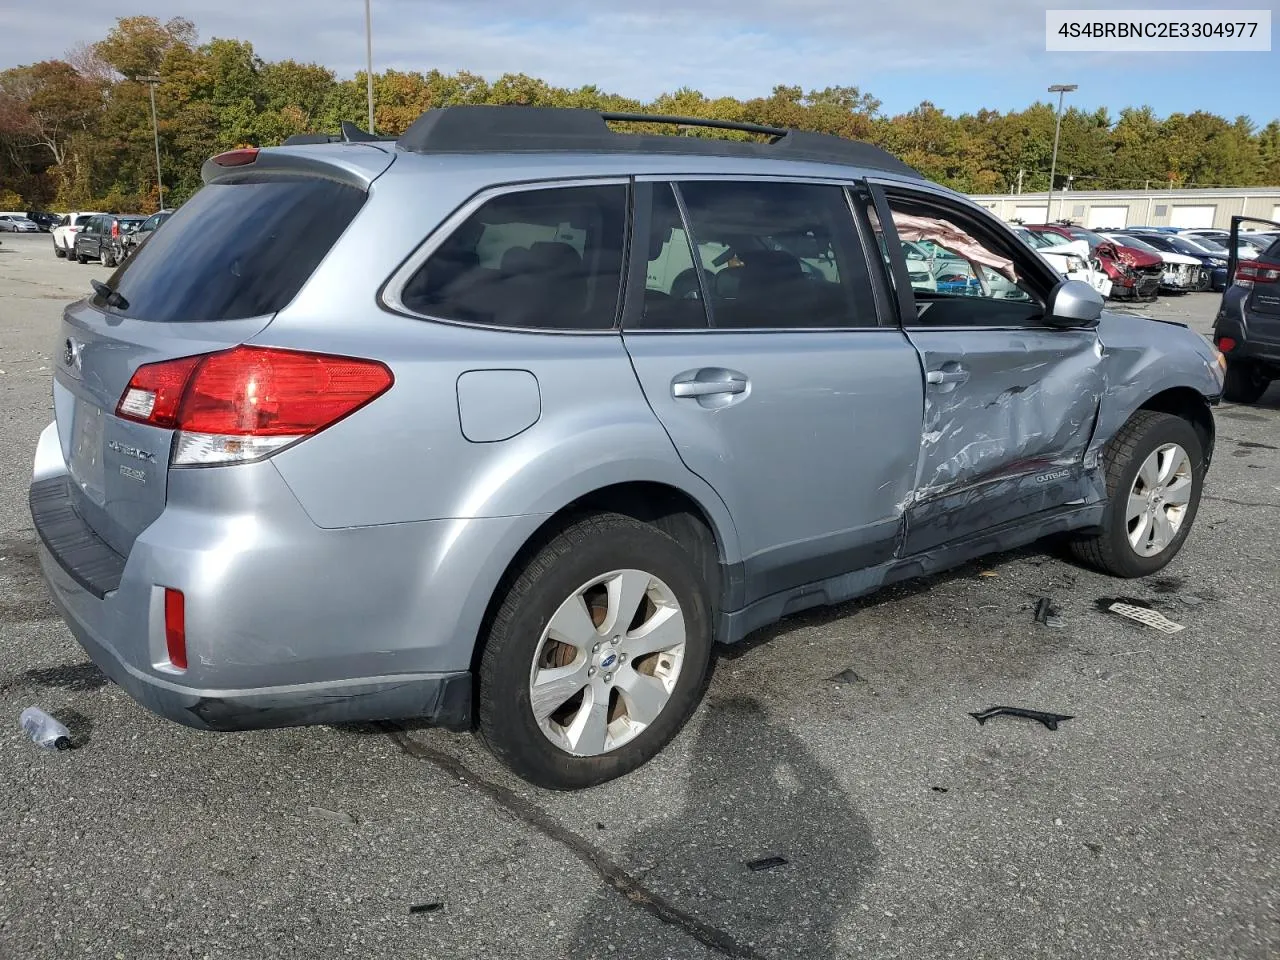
[90,279,129,311]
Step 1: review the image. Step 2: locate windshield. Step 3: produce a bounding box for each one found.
[1181,235,1226,253]
[1108,234,1160,254]
[1165,236,1214,256]
[1018,229,1056,250]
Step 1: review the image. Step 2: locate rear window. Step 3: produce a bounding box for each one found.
[100,177,365,323]
[73,214,95,227]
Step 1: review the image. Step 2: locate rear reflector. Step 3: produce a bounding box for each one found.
[1217,336,1236,353]
[164,588,187,670]
[116,346,393,465]
[212,148,259,167]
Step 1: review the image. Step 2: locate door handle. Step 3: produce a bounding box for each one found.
[926,368,969,385]
[672,376,748,398]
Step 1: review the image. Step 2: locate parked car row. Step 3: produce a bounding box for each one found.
[0,212,41,232]
[51,209,174,265]
[1006,222,1280,302]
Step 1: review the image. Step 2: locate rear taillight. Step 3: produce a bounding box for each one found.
[164,588,186,670]
[116,346,393,465]
[111,222,119,238]
[1234,260,1280,286]
[1217,336,1237,353]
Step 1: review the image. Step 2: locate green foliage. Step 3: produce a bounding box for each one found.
[0,14,1277,210]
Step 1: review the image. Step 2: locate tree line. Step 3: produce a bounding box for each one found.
[2,15,1278,213]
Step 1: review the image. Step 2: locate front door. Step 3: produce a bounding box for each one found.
[869,183,1105,555]
[621,178,924,607]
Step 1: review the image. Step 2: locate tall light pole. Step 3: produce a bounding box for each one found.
[138,75,164,211]
[364,0,375,133]
[1046,83,1077,222]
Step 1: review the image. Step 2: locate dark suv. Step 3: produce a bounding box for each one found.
[1215,219,1280,403]
[73,214,146,267]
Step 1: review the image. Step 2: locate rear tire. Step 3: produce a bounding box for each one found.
[53,244,65,258]
[478,512,713,790]
[1068,410,1203,578]
[1222,359,1270,405]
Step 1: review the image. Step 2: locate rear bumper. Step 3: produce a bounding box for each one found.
[28,419,545,734]
[37,553,472,732]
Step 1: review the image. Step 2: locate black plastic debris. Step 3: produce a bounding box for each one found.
[930,786,949,794]
[828,668,865,684]
[1034,597,1065,629]
[969,706,1074,731]
[409,902,444,914]
[745,856,789,872]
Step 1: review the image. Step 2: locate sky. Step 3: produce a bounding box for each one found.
[1,0,1278,123]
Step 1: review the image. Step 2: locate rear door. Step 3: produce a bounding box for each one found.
[75,216,98,257]
[868,183,1104,555]
[621,178,924,606]
[53,172,372,556]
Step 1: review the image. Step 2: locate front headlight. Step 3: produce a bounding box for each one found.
[1066,255,1086,273]
[1210,259,1227,267]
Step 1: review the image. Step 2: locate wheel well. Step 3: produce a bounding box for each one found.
[1139,387,1216,463]
[470,482,725,675]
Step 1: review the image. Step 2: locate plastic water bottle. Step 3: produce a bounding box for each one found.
[19,707,72,751]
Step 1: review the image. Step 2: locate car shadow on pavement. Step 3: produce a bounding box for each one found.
[566,695,879,960]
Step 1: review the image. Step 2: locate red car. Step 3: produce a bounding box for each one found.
[1024,224,1163,300]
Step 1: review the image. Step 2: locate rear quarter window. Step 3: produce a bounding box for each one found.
[398,183,627,331]
[100,177,365,322]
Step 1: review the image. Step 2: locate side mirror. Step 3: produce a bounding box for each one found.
[1045,279,1104,327]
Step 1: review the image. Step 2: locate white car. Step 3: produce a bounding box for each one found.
[900,241,939,291]
[1014,228,1113,297]
[52,211,105,258]
[1101,233,1206,292]
[0,214,40,233]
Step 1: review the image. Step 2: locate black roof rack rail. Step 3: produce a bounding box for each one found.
[394,106,922,178]
[281,120,396,147]
[601,112,788,139]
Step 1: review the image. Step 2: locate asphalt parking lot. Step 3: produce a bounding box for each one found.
[1,230,1276,959]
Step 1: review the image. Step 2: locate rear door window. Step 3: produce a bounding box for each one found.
[399,183,627,330]
[669,179,878,329]
[101,177,365,322]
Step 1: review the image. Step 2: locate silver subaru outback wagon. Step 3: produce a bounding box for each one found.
[31,107,1225,789]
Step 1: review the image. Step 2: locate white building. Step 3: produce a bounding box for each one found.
[969,187,1280,231]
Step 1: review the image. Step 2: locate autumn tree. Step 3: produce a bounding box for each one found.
[2,13,1278,210]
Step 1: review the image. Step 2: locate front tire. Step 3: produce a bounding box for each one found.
[1069,411,1204,578]
[1222,359,1270,405]
[478,513,713,790]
